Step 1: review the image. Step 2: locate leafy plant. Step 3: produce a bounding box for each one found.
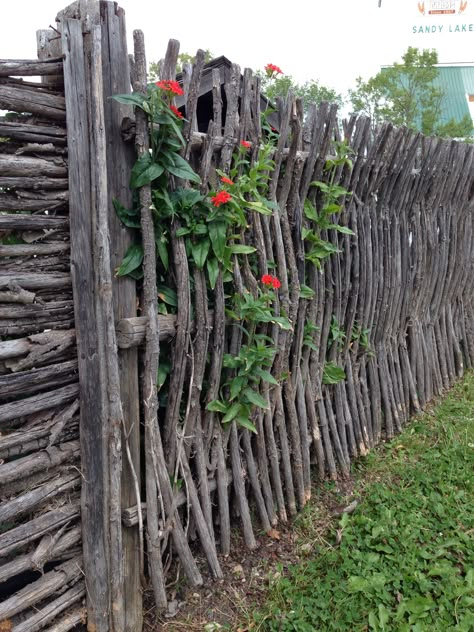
[302,141,354,269]
[114,79,291,433]
[322,361,346,385]
[328,315,346,351]
[252,372,474,631]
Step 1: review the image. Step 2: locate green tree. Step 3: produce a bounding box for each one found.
[349,47,473,139]
[148,50,213,82]
[260,73,343,112]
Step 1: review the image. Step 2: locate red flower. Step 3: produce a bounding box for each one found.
[155,80,184,96]
[211,190,232,207]
[240,140,251,149]
[261,274,281,289]
[265,63,283,77]
[220,176,234,185]
[170,104,183,119]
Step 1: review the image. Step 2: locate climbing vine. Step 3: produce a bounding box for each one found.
[113,77,290,433]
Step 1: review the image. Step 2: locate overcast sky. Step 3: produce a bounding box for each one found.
[1,0,473,97]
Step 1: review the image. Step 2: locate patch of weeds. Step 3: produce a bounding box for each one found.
[251,372,474,631]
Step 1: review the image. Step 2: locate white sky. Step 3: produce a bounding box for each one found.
[0,0,473,97]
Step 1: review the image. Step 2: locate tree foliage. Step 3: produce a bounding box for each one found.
[148,50,213,83]
[260,73,343,113]
[349,47,473,139]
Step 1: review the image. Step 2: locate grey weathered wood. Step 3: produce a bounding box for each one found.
[0,84,66,120]
[0,242,69,257]
[0,176,69,190]
[0,440,80,485]
[0,556,82,621]
[0,330,75,372]
[0,286,36,304]
[0,503,80,557]
[88,19,128,631]
[132,28,168,612]
[13,582,85,632]
[0,60,63,76]
[0,526,81,584]
[0,215,69,231]
[115,312,216,348]
[38,606,87,632]
[0,273,70,292]
[0,472,80,523]
[121,469,232,526]
[0,384,79,424]
[99,4,143,627]
[0,418,78,460]
[0,154,67,177]
[61,9,111,632]
[0,120,67,144]
[0,300,73,320]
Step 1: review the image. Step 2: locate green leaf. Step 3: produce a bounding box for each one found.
[167,153,201,183]
[271,315,292,330]
[209,221,227,261]
[206,257,219,290]
[206,400,228,414]
[255,368,278,385]
[324,203,344,214]
[112,199,140,228]
[156,284,178,307]
[304,199,318,221]
[112,92,147,108]
[368,611,378,631]
[322,362,346,385]
[155,235,169,270]
[300,284,315,299]
[403,596,435,615]
[236,417,258,433]
[175,227,191,237]
[222,403,242,424]
[327,224,355,235]
[378,605,389,629]
[230,244,256,255]
[243,388,269,409]
[115,244,143,277]
[130,154,164,189]
[230,376,246,401]
[191,237,210,269]
[157,360,171,390]
[245,200,273,215]
[194,224,208,235]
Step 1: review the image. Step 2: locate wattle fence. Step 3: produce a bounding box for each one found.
[0,1,473,631]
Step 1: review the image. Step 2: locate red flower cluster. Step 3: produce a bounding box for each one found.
[170,104,183,119]
[240,140,251,149]
[211,190,232,207]
[265,63,283,77]
[261,274,281,289]
[155,80,184,96]
[220,176,234,185]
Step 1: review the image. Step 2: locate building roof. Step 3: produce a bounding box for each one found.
[175,56,279,133]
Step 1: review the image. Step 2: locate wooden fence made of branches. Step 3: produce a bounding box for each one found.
[0,1,473,631]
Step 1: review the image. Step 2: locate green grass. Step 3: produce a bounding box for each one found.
[252,373,474,632]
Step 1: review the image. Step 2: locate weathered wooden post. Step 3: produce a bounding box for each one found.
[59,1,141,630]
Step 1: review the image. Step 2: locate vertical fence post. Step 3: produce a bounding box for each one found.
[60,1,140,629]
[99,3,142,631]
[60,8,111,630]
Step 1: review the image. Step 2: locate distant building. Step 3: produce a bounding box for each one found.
[435,64,474,130]
[380,62,474,137]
